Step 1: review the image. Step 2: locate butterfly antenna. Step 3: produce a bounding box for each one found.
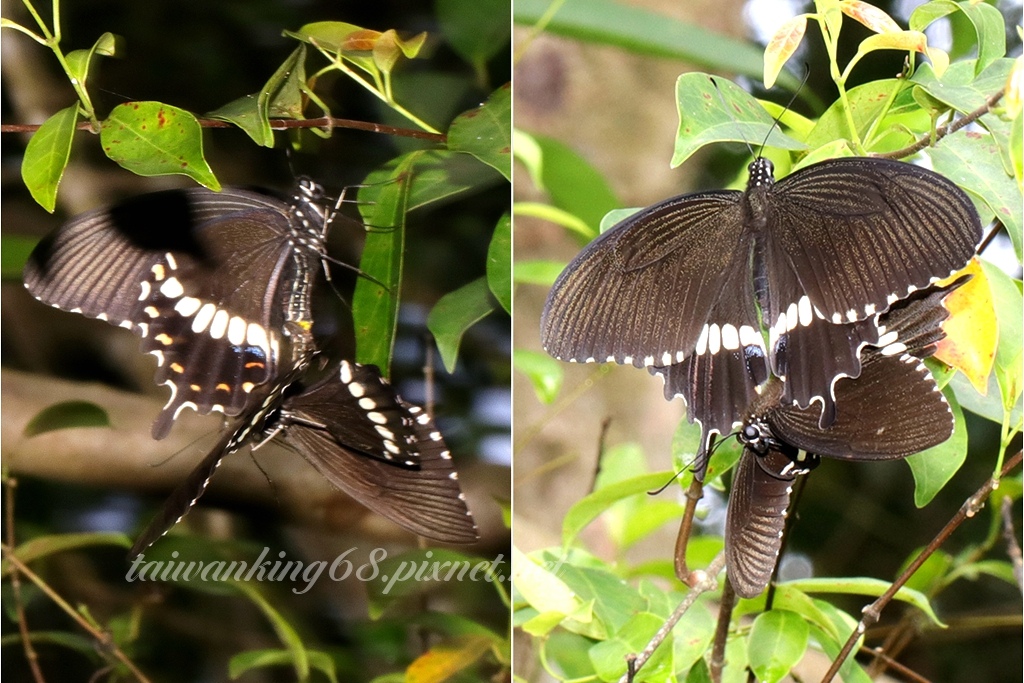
[757,68,810,156]
[648,430,735,495]
[709,76,757,160]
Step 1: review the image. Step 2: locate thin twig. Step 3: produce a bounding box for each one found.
[0,116,447,143]
[865,645,933,683]
[620,552,727,683]
[873,89,1004,160]
[820,449,1023,683]
[673,479,704,583]
[710,577,736,683]
[1000,496,1023,592]
[1,547,153,683]
[4,477,46,683]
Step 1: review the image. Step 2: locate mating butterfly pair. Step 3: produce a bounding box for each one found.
[541,153,980,596]
[24,180,478,557]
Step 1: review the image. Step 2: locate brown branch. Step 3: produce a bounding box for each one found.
[620,551,727,683]
[710,577,737,683]
[1000,496,1023,592]
[820,449,1024,683]
[0,116,447,143]
[4,477,46,683]
[673,478,704,583]
[874,88,1005,160]
[1,548,152,683]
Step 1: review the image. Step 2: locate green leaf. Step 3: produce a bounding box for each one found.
[781,577,944,627]
[354,153,417,373]
[981,260,1024,415]
[672,73,805,167]
[437,0,510,73]
[65,32,120,89]
[0,631,98,659]
[21,104,78,212]
[2,235,39,279]
[229,648,337,683]
[925,128,1023,261]
[906,391,968,506]
[487,212,512,313]
[952,0,1007,76]
[427,277,496,373]
[747,610,809,683]
[520,133,620,236]
[448,83,511,180]
[515,201,593,238]
[910,57,1014,115]
[771,585,841,641]
[513,0,799,90]
[23,400,110,437]
[2,533,130,577]
[513,349,564,404]
[208,46,308,146]
[100,102,220,189]
[230,582,308,680]
[804,79,918,151]
[512,546,583,634]
[512,259,566,287]
[562,472,677,548]
[588,611,673,681]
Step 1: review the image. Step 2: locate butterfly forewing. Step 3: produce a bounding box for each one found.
[24,186,324,439]
[541,191,746,367]
[770,157,980,325]
[277,361,478,544]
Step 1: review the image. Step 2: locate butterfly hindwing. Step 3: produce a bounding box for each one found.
[277,361,478,544]
[725,444,817,599]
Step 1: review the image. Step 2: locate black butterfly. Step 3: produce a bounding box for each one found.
[23,182,478,554]
[24,180,330,439]
[541,157,980,479]
[724,279,964,598]
[130,359,478,556]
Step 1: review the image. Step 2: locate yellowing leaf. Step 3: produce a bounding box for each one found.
[856,31,947,77]
[405,636,492,683]
[764,15,807,89]
[840,0,902,34]
[934,258,997,394]
[1006,55,1023,117]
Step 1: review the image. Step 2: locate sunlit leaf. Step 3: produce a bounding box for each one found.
[513,349,563,404]
[934,258,997,393]
[840,1,902,34]
[747,610,809,683]
[405,636,493,683]
[672,73,805,168]
[763,15,807,89]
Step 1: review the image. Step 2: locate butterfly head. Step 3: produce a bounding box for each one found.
[747,157,776,190]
